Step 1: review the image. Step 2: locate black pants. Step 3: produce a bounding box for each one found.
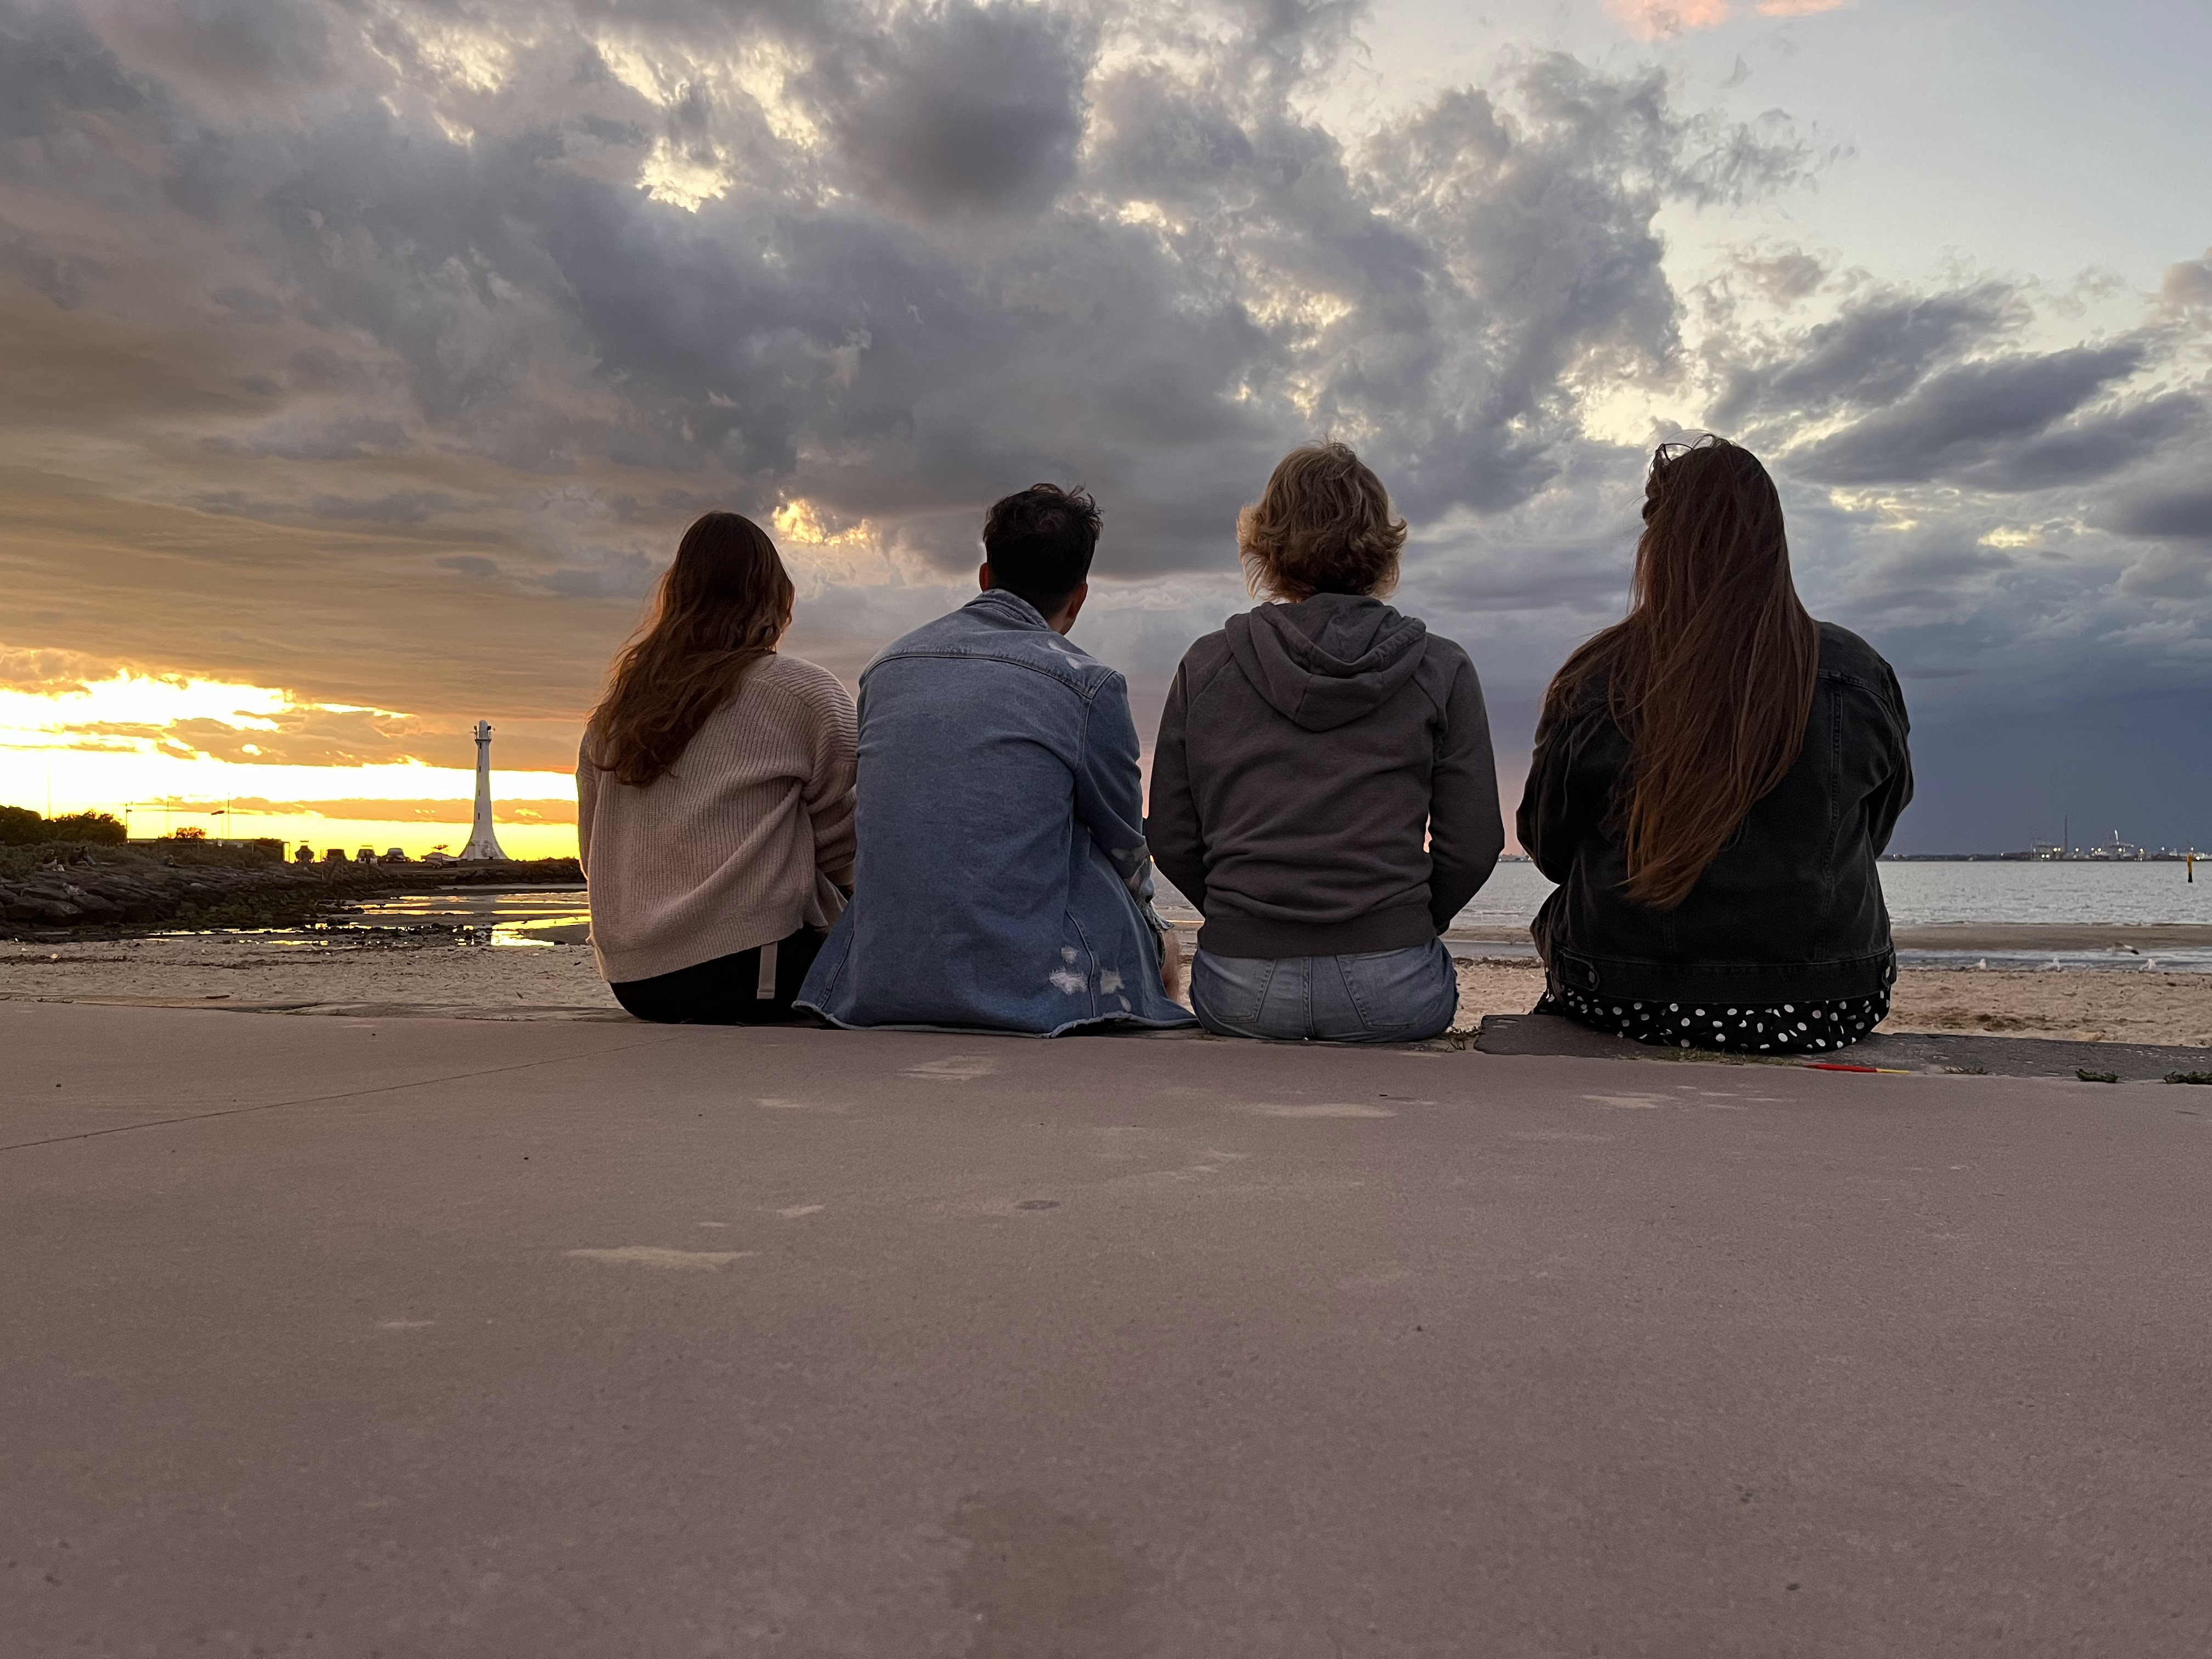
[611,927,826,1025]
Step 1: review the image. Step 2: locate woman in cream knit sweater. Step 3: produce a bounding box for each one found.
[578,512,856,1023]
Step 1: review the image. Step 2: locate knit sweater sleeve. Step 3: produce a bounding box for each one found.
[795,664,858,886]
[575,733,600,878]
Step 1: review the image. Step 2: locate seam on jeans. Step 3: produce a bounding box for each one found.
[1342,944,1449,1035]
[1063,909,1098,1016]
[794,928,848,1012]
[1335,952,1372,1032]
[1339,951,1413,1034]
[1227,956,1272,1031]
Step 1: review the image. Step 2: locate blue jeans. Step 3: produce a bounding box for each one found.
[1190,939,1459,1043]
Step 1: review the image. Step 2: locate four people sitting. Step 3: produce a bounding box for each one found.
[579,433,1912,1053]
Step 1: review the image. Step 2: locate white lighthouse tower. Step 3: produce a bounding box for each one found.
[459,720,509,861]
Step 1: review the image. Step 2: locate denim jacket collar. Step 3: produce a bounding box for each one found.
[966,589,1052,630]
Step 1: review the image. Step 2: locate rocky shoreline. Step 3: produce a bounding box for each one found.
[0,842,583,936]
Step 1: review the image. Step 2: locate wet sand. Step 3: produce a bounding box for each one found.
[1892,923,2212,952]
[0,934,623,1019]
[8,933,2212,1046]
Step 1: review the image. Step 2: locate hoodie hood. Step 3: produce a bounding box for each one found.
[1223,593,1430,732]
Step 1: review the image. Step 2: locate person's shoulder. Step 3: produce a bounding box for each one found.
[874,598,1035,662]
[868,610,958,663]
[870,602,1111,696]
[685,658,849,750]
[1814,622,1908,724]
[1177,628,1233,678]
[760,652,853,705]
[1402,623,1480,707]
[1415,625,1475,677]
[1815,621,1897,682]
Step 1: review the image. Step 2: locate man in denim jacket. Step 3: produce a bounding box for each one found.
[797,485,1194,1035]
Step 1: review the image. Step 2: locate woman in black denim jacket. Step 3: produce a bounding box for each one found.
[1517,437,1914,1055]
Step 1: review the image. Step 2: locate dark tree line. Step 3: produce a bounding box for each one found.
[0,806,127,846]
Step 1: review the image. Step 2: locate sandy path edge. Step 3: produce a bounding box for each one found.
[8,936,2212,1048]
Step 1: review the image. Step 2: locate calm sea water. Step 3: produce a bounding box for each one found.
[1451,860,2212,930]
[312,865,2212,971]
[336,885,591,946]
[1154,860,2212,973]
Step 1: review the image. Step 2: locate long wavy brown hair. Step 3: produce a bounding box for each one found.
[1541,436,1820,910]
[588,512,795,787]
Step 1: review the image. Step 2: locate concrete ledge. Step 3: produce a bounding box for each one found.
[1477,1011,2212,1081]
[9,1000,2212,1653]
[0,991,636,1021]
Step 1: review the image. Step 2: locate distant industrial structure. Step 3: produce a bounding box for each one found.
[459,720,509,862]
[1883,818,2204,862]
[2016,820,2199,861]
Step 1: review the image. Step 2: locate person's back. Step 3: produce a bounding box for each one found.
[1517,436,1913,1054]
[579,512,857,1024]
[1149,443,1505,1043]
[797,485,1190,1035]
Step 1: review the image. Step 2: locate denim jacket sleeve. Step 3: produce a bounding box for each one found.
[1074,670,1153,899]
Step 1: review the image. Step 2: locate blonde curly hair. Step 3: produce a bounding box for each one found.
[1237,441,1408,601]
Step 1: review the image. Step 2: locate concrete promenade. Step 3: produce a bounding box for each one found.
[5,999,2209,1655]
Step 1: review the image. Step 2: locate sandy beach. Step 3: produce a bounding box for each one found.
[8,932,2212,1046]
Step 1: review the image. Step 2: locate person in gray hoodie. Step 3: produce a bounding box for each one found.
[1148,442,1505,1041]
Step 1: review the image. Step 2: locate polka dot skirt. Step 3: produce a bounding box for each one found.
[1534,984,1892,1054]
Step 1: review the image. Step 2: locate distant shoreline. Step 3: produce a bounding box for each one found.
[1491,854,2209,865]
[1443,922,2212,953]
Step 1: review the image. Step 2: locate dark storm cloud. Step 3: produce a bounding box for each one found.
[1681,261,2212,749]
[1709,282,2026,431]
[1790,341,2151,484]
[0,1,140,140]
[2106,487,2212,543]
[0,0,1772,595]
[0,0,2205,838]
[1958,393,2203,493]
[803,0,1091,215]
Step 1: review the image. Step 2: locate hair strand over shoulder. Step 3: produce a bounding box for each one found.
[1539,436,1820,910]
[589,511,795,788]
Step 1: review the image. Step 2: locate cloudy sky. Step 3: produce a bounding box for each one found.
[2,0,2207,855]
